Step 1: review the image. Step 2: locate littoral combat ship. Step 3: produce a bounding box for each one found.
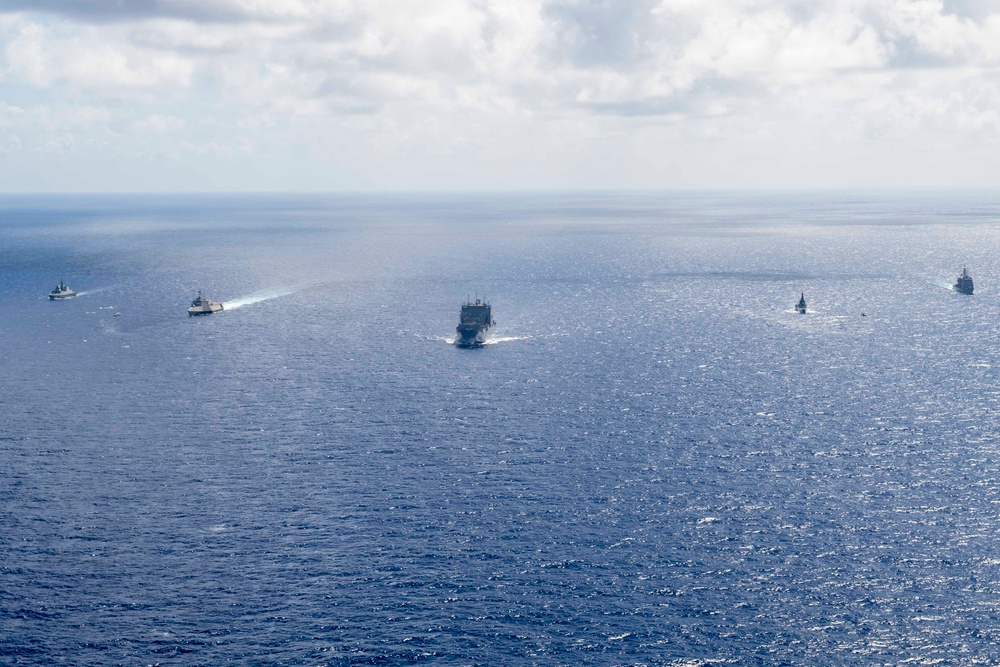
[455,297,494,347]
[188,290,224,316]
[48,280,77,300]
[795,292,807,314]
[954,268,974,295]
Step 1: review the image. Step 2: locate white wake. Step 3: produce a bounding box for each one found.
[421,333,529,346]
[74,287,109,297]
[224,288,296,310]
[484,335,530,345]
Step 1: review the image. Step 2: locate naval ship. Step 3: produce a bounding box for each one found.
[954,268,974,295]
[188,290,224,316]
[455,298,494,347]
[795,292,807,314]
[48,280,77,300]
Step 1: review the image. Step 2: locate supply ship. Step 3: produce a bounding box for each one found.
[795,292,807,314]
[188,290,224,316]
[48,280,77,300]
[954,268,974,295]
[455,298,494,347]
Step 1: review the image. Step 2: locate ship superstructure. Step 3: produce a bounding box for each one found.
[954,268,974,295]
[455,298,494,347]
[187,290,224,316]
[48,280,77,300]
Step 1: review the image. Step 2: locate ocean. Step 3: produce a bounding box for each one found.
[3,190,1000,665]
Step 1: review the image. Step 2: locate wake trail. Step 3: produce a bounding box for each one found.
[224,288,297,310]
[74,286,111,297]
[484,335,530,345]
[421,334,531,345]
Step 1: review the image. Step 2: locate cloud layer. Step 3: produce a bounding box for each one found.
[2,0,1000,190]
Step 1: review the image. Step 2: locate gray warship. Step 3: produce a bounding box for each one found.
[455,298,494,347]
[795,292,807,314]
[48,280,77,300]
[954,268,974,295]
[187,290,223,316]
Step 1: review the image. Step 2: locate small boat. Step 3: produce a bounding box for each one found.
[48,280,77,300]
[187,290,223,316]
[795,292,807,314]
[954,268,974,295]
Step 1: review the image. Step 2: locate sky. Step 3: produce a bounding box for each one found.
[2,0,1000,191]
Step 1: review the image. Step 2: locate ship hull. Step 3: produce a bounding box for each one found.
[188,305,224,316]
[455,326,488,347]
[49,293,77,300]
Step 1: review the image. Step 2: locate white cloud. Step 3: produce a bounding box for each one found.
[133,113,185,133]
[179,139,253,157]
[3,20,193,92]
[2,0,1000,190]
[0,133,22,153]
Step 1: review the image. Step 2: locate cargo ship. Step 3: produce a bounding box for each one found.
[954,268,974,295]
[455,298,494,347]
[187,290,224,316]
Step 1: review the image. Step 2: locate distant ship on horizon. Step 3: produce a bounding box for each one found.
[48,280,77,300]
[795,292,807,314]
[954,268,974,295]
[456,298,494,347]
[188,290,224,316]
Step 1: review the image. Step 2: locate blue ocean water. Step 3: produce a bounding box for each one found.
[3,191,1000,665]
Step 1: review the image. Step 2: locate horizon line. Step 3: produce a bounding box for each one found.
[2,186,1000,196]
